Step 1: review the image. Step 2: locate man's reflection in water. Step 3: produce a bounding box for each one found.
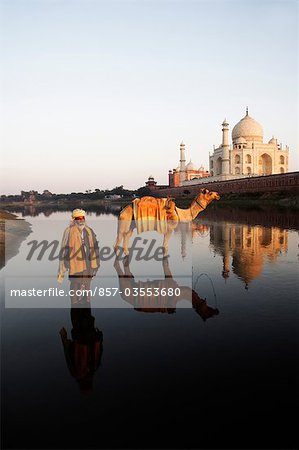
[114,256,219,321]
[59,295,103,393]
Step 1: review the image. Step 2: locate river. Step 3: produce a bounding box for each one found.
[1,205,298,449]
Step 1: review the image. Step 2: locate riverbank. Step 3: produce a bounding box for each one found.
[0,210,19,220]
[1,189,299,211]
[0,210,32,270]
[175,191,299,210]
[0,198,131,208]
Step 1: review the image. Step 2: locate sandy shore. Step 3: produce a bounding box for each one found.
[0,210,19,220]
[0,210,32,270]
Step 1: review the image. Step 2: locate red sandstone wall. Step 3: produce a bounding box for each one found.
[154,172,299,197]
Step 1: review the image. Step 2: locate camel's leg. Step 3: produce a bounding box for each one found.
[114,230,124,254]
[123,255,134,277]
[113,256,124,276]
[114,206,133,254]
[163,229,173,256]
[162,256,173,278]
[123,228,134,256]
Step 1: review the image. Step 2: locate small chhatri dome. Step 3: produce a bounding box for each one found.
[232,109,263,143]
[180,141,185,146]
[268,137,277,145]
[148,175,154,180]
[175,166,180,172]
[186,160,196,171]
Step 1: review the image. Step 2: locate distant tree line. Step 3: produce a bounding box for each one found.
[0,185,152,203]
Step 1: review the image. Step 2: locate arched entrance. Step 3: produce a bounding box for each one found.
[259,153,272,175]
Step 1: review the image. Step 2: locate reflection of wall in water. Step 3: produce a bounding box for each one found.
[209,223,288,286]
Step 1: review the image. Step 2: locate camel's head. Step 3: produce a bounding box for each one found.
[200,188,220,201]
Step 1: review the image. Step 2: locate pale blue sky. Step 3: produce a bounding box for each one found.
[0,0,298,194]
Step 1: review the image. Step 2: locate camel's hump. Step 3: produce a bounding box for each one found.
[134,196,156,202]
[133,196,167,206]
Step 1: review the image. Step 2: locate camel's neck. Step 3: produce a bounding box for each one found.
[189,196,209,219]
[174,195,210,221]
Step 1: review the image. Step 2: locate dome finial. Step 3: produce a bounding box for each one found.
[246,106,249,116]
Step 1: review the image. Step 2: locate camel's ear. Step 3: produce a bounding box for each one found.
[201,188,208,194]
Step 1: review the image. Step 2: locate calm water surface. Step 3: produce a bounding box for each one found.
[1,206,299,449]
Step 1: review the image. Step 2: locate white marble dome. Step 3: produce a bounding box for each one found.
[232,112,263,143]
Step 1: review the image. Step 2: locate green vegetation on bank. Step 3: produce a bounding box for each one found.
[1,185,298,210]
[0,186,153,207]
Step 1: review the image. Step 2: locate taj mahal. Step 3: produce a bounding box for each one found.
[166,109,289,188]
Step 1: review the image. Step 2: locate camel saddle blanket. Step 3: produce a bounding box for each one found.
[132,196,168,234]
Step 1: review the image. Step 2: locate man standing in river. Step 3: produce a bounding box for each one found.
[57,209,100,304]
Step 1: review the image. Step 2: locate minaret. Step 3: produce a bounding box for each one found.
[179,141,186,185]
[221,119,230,176]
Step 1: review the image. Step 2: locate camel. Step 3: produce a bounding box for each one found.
[114,188,220,256]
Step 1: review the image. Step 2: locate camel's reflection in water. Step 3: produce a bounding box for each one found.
[114,256,219,321]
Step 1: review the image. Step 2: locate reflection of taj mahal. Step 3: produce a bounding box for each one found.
[209,108,289,180]
[169,221,289,288]
[208,223,288,287]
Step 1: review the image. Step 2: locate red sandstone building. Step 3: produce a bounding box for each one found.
[145,175,168,191]
[145,141,210,190]
[168,141,210,187]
